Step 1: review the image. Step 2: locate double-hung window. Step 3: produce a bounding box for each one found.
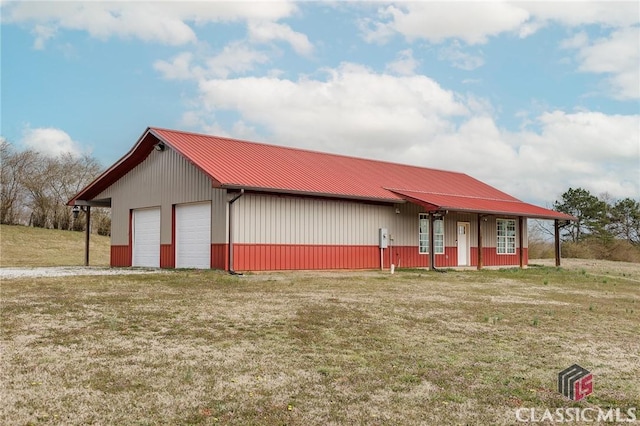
[497,219,516,254]
[419,213,444,254]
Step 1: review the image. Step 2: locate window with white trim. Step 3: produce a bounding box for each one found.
[497,219,516,254]
[419,214,444,254]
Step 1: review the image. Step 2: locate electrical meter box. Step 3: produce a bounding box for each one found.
[379,228,389,249]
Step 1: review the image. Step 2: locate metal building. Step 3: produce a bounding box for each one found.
[68,127,574,271]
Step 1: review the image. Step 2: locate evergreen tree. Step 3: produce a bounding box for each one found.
[609,198,640,245]
[553,187,608,242]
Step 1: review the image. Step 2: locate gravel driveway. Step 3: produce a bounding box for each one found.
[0,266,164,279]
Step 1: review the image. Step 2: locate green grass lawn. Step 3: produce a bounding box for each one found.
[0,224,111,267]
[1,264,638,425]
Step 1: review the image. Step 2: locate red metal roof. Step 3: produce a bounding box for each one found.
[390,189,574,220]
[69,127,574,220]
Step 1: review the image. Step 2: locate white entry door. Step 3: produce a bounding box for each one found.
[132,208,161,267]
[175,202,211,269]
[457,222,470,266]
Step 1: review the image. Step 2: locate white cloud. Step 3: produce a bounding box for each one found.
[507,111,640,201]
[21,127,83,157]
[363,2,530,45]
[2,1,299,47]
[438,41,484,70]
[522,2,639,28]
[361,2,639,45]
[559,31,589,50]
[563,27,640,100]
[184,65,638,204]
[248,21,314,56]
[385,49,419,76]
[154,42,271,80]
[153,52,197,81]
[205,42,271,78]
[196,63,468,158]
[31,24,56,50]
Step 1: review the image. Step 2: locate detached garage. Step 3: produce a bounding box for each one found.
[69,127,574,271]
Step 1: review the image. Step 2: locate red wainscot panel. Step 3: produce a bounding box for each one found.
[211,243,229,270]
[160,244,175,268]
[233,244,383,271]
[470,248,528,267]
[388,246,458,269]
[111,245,131,267]
[230,244,461,271]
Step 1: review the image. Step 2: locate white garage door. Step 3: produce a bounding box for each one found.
[176,202,211,269]
[132,208,160,267]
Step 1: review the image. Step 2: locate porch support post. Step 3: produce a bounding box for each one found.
[84,206,91,267]
[429,211,435,271]
[554,219,561,267]
[518,216,524,269]
[477,214,483,270]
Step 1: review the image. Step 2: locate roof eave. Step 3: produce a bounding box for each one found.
[68,127,156,205]
[437,206,576,221]
[221,184,404,204]
[387,189,576,221]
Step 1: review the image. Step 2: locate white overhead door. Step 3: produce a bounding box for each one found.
[132,208,160,267]
[176,202,211,269]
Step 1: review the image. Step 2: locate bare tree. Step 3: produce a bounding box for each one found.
[0,141,37,225]
[45,153,102,230]
[2,142,107,233]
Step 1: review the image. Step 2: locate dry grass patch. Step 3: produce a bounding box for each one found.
[1,263,639,425]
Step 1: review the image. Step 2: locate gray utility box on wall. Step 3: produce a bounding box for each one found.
[379,228,389,249]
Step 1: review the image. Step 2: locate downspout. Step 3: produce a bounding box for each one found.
[227,189,244,274]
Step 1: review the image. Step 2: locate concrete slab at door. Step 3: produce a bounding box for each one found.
[133,208,161,267]
[176,202,211,269]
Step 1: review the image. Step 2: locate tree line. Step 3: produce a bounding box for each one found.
[0,141,110,235]
[527,187,640,262]
[554,187,640,245]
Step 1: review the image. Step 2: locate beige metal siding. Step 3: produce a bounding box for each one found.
[233,193,400,245]
[96,148,226,245]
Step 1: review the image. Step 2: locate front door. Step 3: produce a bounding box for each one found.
[457,222,470,266]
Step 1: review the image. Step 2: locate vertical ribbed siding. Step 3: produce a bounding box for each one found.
[233,193,400,245]
[96,148,225,246]
[230,196,531,251]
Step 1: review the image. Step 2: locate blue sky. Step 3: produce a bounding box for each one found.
[2,1,639,206]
